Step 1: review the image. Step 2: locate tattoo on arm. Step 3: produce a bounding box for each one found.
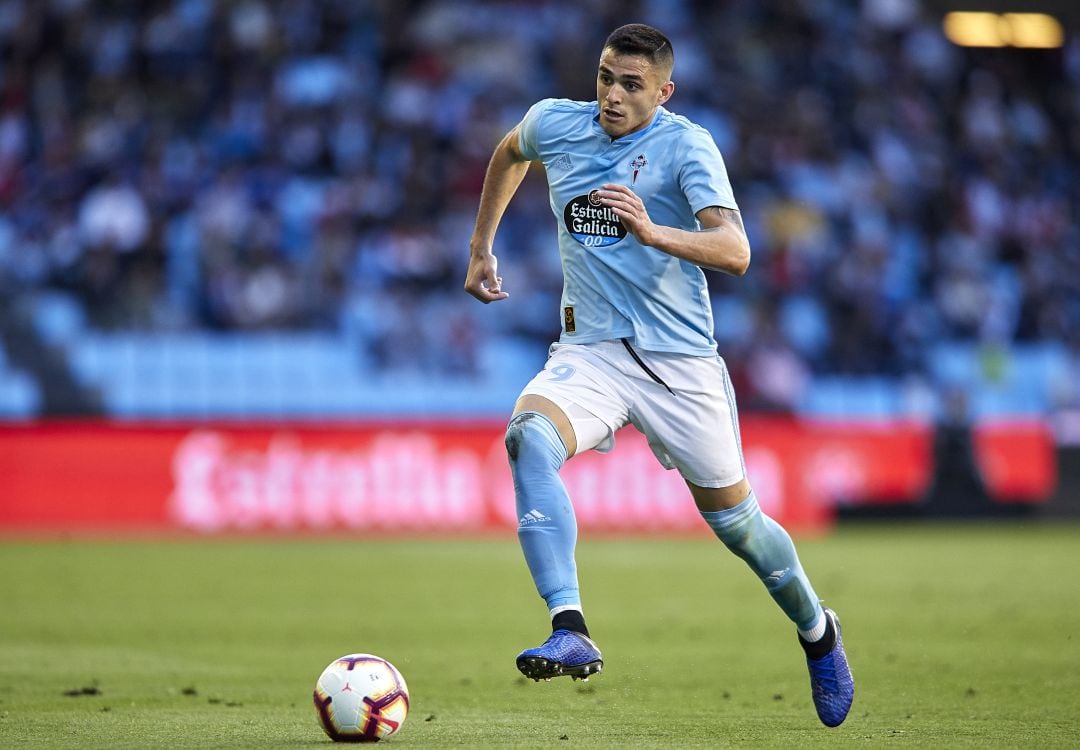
[698,206,747,236]
[719,207,745,234]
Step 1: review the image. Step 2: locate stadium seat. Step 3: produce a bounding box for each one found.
[0,371,42,418]
[797,376,902,419]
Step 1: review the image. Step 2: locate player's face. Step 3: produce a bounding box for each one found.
[596,49,673,138]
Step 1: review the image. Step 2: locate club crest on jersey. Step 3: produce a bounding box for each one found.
[563,190,626,248]
[630,153,648,185]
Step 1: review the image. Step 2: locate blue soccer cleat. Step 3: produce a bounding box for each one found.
[804,608,855,727]
[516,629,603,682]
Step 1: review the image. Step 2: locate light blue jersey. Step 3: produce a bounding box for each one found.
[518,98,738,356]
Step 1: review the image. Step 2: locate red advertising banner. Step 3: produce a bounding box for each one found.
[0,418,1055,534]
[973,420,1057,503]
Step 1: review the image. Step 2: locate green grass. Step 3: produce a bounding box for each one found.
[1,524,1078,748]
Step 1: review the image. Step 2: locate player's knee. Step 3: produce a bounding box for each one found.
[504,412,531,462]
[505,411,566,468]
[719,523,751,551]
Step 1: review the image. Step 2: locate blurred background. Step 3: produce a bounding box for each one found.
[0,0,1077,531]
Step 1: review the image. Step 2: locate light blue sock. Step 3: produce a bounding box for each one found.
[700,492,823,632]
[505,412,580,612]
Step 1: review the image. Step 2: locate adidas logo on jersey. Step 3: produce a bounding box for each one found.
[551,153,573,171]
[518,509,551,526]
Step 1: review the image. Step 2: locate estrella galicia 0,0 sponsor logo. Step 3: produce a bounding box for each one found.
[563,190,626,248]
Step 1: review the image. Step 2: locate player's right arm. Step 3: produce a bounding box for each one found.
[464,124,531,304]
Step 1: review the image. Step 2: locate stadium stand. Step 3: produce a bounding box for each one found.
[0,0,1076,420]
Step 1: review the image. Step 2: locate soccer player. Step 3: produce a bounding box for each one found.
[464,23,854,727]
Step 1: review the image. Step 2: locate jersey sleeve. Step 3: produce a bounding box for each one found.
[677,127,738,214]
[517,98,557,162]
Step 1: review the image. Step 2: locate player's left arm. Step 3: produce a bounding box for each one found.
[598,184,750,275]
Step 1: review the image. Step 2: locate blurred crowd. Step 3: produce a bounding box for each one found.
[0,0,1077,410]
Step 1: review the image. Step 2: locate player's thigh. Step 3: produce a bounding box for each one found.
[634,354,746,491]
[516,344,629,458]
[513,393,577,456]
[687,477,752,512]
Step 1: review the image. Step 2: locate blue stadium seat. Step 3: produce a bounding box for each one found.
[0,371,42,418]
[928,341,1067,417]
[31,292,87,347]
[797,376,902,419]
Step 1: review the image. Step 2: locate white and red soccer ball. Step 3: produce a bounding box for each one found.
[313,654,410,742]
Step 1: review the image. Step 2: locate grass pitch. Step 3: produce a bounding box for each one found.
[1,523,1078,748]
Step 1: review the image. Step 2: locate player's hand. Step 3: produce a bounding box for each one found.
[464,251,510,303]
[599,183,657,246]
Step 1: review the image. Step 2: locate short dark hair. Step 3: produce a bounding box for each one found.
[603,24,674,76]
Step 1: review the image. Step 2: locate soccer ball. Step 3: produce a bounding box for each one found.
[313,654,410,742]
